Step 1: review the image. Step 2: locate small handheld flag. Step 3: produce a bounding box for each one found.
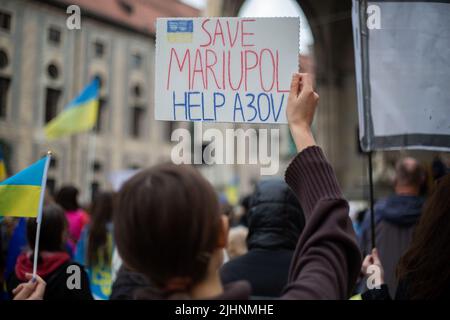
[0,153,51,219]
[0,152,51,281]
[44,78,100,140]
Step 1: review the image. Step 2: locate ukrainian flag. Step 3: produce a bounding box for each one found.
[0,146,6,182]
[0,154,50,220]
[225,184,239,206]
[167,20,193,43]
[44,78,100,140]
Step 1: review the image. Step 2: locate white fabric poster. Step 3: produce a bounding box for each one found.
[353,0,450,151]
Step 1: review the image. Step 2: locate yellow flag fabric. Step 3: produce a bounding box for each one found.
[0,156,50,218]
[44,78,99,140]
[44,99,99,140]
[0,159,6,182]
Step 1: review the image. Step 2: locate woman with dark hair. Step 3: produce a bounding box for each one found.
[7,203,92,300]
[55,185,89,253]
[112,73,362,299]
[362,174,450,300]
[75,192,115,300]
[115,164,226,299]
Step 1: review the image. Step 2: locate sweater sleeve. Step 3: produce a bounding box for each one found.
[281,146,362,299]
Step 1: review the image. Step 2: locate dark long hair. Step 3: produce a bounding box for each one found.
[397,174,450,299]
[27,203,67,253]
[87,192,114,267]
[114,164,221,296]
[55,185,80,211]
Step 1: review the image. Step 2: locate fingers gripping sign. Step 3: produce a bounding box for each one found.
[286,73,319,152]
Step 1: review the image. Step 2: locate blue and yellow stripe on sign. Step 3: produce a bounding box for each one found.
[167,20,193,43]
[0,156,50,219]
[44,79,100,140]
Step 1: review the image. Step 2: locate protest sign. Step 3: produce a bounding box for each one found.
[155,17,299,124]
[352,0,450,151]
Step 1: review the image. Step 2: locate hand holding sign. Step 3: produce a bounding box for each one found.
[287,73,318,152]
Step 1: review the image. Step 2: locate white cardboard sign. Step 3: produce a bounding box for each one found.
[155,17,299,124]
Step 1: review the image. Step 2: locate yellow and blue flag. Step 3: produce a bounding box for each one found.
[0,154,51,221]
[44,78,100,140]
[224,176,239,206]
[167,20,193,43]
[225,184,239,206]
[0,146,6,182]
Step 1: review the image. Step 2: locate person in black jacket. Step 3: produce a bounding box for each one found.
[220,179,305,298]
[7,203,93,300]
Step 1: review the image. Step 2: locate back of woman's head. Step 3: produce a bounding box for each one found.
[114,164,222,293]
[397,173,450,299]
[55,185,80,211]
[88,192,114,266]
[27,203,67,252]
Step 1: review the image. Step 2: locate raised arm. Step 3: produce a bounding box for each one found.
[281,73,362,299]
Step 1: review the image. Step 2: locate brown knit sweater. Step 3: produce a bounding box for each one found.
[281,146,362,299]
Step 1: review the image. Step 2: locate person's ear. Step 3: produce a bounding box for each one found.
[217,215,229,249]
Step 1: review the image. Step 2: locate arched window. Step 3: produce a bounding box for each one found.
[0,49,10,118]
[93,74,104,89]
[132,53,142,68]
[94,40,105,58]
[0,49,8,69]
[47,63,60,79]
[132,84,142,98]
[48,26,62,46]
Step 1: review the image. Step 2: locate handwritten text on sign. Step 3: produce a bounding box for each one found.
[155,17,299,123]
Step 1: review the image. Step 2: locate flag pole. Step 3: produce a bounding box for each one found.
[32,151,52,280]
[83,127,97,204]
[367,151,376,249]
[32,220,42,280]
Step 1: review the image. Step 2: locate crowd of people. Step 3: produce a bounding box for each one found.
[0,73,449,300]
